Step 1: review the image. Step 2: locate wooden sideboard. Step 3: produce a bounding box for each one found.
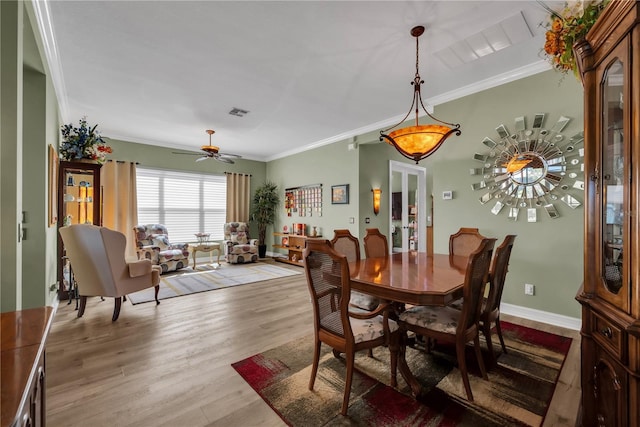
[1,306,55,427]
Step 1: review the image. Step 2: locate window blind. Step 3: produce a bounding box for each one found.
[136,167,226,242]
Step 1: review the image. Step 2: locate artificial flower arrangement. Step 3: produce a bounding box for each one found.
[542,0,609,78]
[59,117,112,164]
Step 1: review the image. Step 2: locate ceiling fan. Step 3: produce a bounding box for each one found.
[173,129,241,164]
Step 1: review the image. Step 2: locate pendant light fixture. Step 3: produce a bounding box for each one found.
[380,26,461,163]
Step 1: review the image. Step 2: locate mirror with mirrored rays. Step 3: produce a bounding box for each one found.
[470,114,584,221]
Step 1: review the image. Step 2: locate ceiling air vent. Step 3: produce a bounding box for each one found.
[229,108,249,117]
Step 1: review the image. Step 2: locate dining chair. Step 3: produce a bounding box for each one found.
[398,237,497,402]
[363,228,389,258]
[331,229,381,312]
[449,227,488,257]
[303,239,398,416]
[450,235,516,361]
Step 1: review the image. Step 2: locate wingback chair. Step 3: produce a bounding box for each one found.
[133,224,189,273]
[223,222,259,264]
[59,224,161,321]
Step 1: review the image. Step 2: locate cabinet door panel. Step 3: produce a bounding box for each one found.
[595,39,630,312]
[593,348,627,427]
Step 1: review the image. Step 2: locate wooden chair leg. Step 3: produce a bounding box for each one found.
[341,351,355,416]
[77,296,87,318]
[154,285,161,305]
[474,334,488,380]
[367,348,373,358]
[494,318,508,354]
[482,321,496,362]
[456,341,473,401]
[309,339,321,390]
[112,297,122,321]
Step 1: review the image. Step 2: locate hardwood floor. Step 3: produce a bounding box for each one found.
[46,261,581,426]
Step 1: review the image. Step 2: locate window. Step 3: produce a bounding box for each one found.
[136,167,226,242]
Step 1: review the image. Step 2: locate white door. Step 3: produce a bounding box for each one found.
[389,160,427,253]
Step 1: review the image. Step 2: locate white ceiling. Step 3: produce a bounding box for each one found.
[36,0,560,162]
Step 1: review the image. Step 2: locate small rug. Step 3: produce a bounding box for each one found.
[128,262,302,304]
[232,322,572,427]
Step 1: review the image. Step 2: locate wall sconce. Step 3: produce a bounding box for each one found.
[372,188,382,215]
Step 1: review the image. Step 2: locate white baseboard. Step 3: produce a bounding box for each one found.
[501,302,581,331]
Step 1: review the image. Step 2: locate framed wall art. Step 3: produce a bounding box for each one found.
[48,144,58,226]
[331,184,349,204]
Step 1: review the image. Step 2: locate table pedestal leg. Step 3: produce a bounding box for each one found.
[398,330,424,399]
[192,250,197,269]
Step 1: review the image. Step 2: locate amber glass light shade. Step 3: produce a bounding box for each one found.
[384,124,457,163]
[379,26,460,164]
[372,188,382,215]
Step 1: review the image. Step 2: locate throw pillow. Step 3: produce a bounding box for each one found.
[151,234,170,249]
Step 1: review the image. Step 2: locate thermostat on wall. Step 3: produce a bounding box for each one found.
[442,191,453,200]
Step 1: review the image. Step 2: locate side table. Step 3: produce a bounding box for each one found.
[190,242,221,268]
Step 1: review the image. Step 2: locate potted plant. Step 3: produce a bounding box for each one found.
[250,181,280,258]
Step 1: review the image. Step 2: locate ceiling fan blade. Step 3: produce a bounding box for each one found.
[218,152,242,158]
[195,156,210,162]
[215,156,235,164]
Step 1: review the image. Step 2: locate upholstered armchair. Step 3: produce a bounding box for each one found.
[223,222,258,264]
[133,224,189,273]
[59,224,161,321]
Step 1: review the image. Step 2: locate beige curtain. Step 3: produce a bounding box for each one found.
[226,172,251,222]
[101,161,138,260]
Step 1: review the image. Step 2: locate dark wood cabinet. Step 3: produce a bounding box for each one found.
[57,161,102,299]
[575,1,640,425]
[1,307,54,427]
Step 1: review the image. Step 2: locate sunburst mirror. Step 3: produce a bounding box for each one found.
[470,114,584,221]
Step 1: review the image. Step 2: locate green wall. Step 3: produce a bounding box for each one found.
[1,1,60,312]
[266,141,360,253]
[357,70,584,319]
[3,1,585,322]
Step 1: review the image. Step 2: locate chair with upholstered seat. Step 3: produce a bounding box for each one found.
[449,227,487,257]
[60,224,162,321]
[331,229,380,312]
[398,237,496,402]
[363,228,389,258]
[449,235,516,361]
[223,222,259,264]
[133,224,189,273]
[303,239,399,416]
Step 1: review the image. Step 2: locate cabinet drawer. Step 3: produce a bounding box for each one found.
[591,311,625,361]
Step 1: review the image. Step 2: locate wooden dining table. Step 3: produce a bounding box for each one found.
[348,252,468,306]
[347,251,470,398]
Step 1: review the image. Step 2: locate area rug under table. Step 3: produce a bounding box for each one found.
[232,321,572,427]
[128,262,302,304]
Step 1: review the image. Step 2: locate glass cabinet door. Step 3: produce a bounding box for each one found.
[598,52,628,310]
[57,161,102,297]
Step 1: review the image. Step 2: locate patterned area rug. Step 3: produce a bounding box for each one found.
[232,322,572,426]
[128,262,301,304]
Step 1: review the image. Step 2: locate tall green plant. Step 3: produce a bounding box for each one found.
[250,181,280,246]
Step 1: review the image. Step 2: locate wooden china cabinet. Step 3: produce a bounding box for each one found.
[574,1,639,426]
[57,160,102,299]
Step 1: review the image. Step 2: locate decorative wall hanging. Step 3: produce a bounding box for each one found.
[470,114,584,221]
[284,184,322,217]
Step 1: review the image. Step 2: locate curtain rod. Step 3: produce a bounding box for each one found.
[224,172,252,176]
[106,160,140,164]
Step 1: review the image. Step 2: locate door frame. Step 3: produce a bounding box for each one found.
[389,160,427,253]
